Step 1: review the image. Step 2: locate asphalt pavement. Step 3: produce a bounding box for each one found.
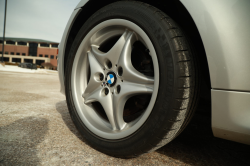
[0,71,249,166]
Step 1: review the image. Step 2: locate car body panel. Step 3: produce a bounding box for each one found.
[75,0,88,10]
[212,90,250,145]
[181,0,250,91]
[58,0,250,145]
[181,0,250,145]
[58,8,83,95]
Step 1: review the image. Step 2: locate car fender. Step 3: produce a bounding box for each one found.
[181,0,250,144]
[58,0,89,95]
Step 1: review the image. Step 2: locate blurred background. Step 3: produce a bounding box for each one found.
[0,0,80,70]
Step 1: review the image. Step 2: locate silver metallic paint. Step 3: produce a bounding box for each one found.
[212,90,250,145]
[58,8,82,95]
[181,0,250,145]
[181,0,250,91]
[75,0,89,10]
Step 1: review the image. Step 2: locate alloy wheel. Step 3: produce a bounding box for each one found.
[71,19,159,139]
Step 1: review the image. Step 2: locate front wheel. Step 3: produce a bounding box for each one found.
[65,1,199,158]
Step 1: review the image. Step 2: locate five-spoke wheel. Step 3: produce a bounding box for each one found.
[65,1,198,158]
[70,19,159,139]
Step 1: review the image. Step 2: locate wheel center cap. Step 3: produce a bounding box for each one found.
[106,72,116,87]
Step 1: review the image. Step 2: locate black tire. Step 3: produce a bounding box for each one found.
[65,1,200,158]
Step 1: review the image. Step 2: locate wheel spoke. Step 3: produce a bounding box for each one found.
[82,51,104,100]
[82,50,120,129]
[83,82,153,131]
[85,30,155,131]
[91,30,133,69]
[117,32,154,85]
[113,82,153,130]
[83,86,103,104]
[83,86,117,130]
[99,93,117,130]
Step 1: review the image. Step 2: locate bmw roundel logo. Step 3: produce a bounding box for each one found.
[107,74,114,84]
[106,72,116,87]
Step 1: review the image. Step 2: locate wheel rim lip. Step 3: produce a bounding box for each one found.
[71,19,159,139]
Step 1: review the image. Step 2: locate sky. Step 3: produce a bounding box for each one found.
[0,0,80,43]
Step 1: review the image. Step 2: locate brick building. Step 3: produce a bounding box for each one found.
[0,37,59,69]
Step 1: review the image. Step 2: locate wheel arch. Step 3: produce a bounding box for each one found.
[64,0,211,100]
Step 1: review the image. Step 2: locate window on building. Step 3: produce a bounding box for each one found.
[0,51,2,55]
[51,44,58,48]
[36,60,45,65]
[56,56,58,59]
[16,52,20,55]
[5,52,8,55]
[0,40,3,44]
[28,42,38,56]
[6,41,15,45]
[24,59,33,63]
[45,55,48,58]
[22,53,26,56]
[11,52,14,55]
[40,43,49,47]
[12,58,21,63]
[18,41,27,46]
[0,57,9,62]
[50,55,54,59]
[39,54,43,57]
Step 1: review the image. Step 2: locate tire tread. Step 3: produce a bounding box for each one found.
[65,0,200,158]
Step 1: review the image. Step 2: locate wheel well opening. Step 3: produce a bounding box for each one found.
[64,0,211,114]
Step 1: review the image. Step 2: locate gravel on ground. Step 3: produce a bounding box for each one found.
[0,71,249,166]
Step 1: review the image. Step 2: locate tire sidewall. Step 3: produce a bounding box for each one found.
[65,1,184,156]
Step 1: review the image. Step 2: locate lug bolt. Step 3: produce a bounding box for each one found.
[116,85,121,94]
[118,67,123,76]
[106,59,112,69]
[105,88,109,95]
[99,74,104,81]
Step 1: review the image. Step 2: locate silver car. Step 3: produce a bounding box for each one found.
[58,0,250,157]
